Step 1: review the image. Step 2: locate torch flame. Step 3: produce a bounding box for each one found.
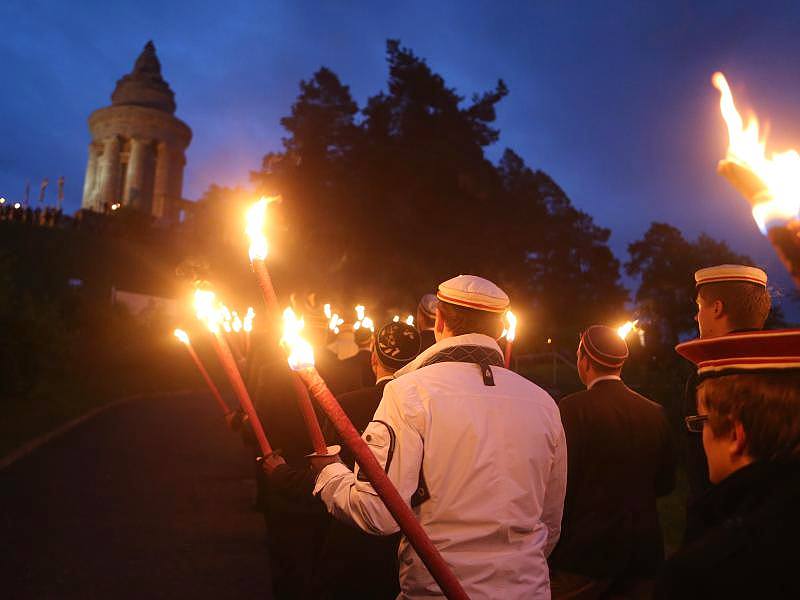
[193,289,224,334]
[232,311,243,333]
[323,303,332,319]
[361,316,375,332]
[245,197,276,262]
[405,314,414,326]
[281,307,315,370]
[503,310,518,342]
[173,328,190,345]
[616,320,639,340]
[243,307,255,333]
[393,315,400,323]
[355,305,366,321]
[713,72,800,233]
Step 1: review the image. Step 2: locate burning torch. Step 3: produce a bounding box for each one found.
[194,288,273,456]
[712,72,800,289]
[502,310,517,369]
[245,198,331,456]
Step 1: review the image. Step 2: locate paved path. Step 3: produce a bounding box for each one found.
[1,392,273,599]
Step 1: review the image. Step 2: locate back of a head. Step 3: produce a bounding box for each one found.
[578,325,628,374]
[417,293,439,330]
[695,264,771,331]
[437,301,504,338]
[435,274,508,338]
[375,321,422,372]
[697,281,771,331]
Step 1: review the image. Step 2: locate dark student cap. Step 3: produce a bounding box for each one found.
[375,322,422,370]
[580,325,629,368]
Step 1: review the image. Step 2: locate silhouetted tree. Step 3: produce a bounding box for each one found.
[252,40,627,341]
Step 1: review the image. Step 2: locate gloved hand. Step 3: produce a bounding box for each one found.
[258,451,287,475]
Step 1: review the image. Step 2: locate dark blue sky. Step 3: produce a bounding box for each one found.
[2,1,799,317]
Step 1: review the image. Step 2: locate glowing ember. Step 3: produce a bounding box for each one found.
[281,307,315,370]
[173,328,190,345]
[245,197,277,262]
[616,320,639,340]
[713,72,800,233]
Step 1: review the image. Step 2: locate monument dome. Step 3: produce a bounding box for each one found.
[81,41,192,222]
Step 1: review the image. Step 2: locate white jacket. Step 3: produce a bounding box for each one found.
[314,333,567,599]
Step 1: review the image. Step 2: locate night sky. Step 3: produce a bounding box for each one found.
[2,1,799,317]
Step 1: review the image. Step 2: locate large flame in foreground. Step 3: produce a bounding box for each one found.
[713,72,800,233]
[281,308,315,370]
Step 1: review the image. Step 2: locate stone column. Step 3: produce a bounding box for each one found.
[123,137,150,210]
[98,136,122,212]
[81,143,99,210]
[152,141,171,219]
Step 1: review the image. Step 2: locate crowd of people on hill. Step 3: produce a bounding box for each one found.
[0,202,63,227]
[221,266,798,599]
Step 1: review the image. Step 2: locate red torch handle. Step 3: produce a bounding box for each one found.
[504,340,513,369]
[291,374,329,455]
[225,331,246,368]
[183,343,232,416]
[300,368,469,600]
[252,258,331,455]
[211,333,273,456]
[252,260,281,317]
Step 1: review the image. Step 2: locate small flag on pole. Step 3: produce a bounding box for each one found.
[39,178,49,204]
[57,176,64,209]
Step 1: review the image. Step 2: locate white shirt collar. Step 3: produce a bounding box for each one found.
[587,374,622,390]
[375,375,394,385]
[394,333,502,378]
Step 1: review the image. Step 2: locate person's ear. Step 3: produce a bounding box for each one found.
[729,420,748,459]
[434,307,445,335]
[712,299,725,320]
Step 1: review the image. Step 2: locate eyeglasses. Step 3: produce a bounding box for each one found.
[684,414,709,433]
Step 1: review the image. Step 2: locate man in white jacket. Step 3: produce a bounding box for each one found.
[312,275,567,599]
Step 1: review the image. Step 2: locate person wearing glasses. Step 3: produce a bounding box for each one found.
[682,265,771,517]
[549,325,675,599]
[656,329,800,598]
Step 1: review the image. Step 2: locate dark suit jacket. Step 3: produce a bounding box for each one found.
[550,379,676,580]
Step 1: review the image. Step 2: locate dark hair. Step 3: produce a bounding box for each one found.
[577,346,620,375]
[437,301,503,338]
[698,372,800,462]
[697,281,771,330]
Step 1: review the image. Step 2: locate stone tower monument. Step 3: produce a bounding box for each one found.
[81,41,192,222]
